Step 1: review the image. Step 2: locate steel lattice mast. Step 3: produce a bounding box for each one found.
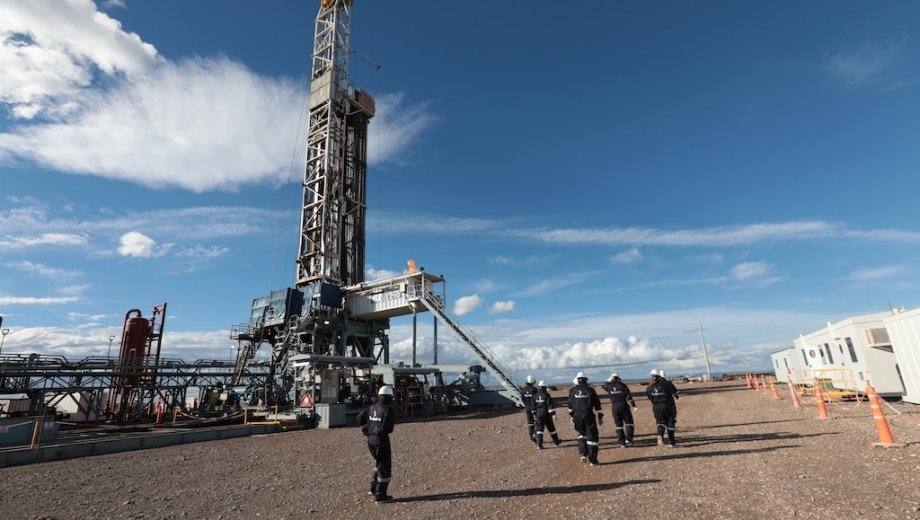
[297,0,367,288]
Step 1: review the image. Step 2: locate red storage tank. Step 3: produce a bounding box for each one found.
[119,310,149,362]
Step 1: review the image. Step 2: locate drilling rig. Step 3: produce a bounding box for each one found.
[232,0,522,427]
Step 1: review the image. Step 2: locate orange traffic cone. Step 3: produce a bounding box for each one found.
[760,375,768,394]
[866,382,903,448]
[746,374,753,389]
[770,378,782,400]
[786,378,801,409]
[813,378,829,419]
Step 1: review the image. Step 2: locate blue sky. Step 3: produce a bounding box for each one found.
[1,0,919,383]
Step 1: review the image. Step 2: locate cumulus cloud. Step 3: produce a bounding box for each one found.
[0,0,159,118]
[365,265,401,281]
[369,93,436,165]
[488,300,516,315]
[117,231,167,258]
[453,294,482,316]
[610,247,643,265]
[0,2,434,192]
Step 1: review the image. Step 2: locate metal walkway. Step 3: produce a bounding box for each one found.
[416,295,523,407]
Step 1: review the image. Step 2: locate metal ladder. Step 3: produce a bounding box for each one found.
[416,295,524,407]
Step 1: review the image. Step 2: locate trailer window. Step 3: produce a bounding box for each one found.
[824,343,834,364]
[783,359,788,369]
[801,350,810,366]
[846,337,858,362]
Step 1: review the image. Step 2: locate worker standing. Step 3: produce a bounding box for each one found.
[646,370,677,447]
[600,373,637,447]
[531,380,561,449]
[567,372,603,465]
[358,385,396,503]
[521,375,537,443]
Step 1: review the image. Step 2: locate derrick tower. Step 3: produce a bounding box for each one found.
[298,0,373,288]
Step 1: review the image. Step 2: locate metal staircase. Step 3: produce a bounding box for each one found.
[416,295,523,407]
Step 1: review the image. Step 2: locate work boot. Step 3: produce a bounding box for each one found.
[374,495,393,504]
[580,456,587,463]
[657,435,664,446]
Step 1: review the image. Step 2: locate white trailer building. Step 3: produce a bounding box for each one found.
[788,312,904,397]
[771,346,808,384]
[884,308,920,405]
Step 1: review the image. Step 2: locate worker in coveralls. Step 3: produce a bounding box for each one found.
[658,369,681,401]
[531,380,561,449]
[358,385,396,503]
[600,372,637,447]
[521,375,537,443]
[567,371,603,465]
[646,370,677,447]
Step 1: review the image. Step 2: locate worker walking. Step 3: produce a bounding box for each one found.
[567,372,603,465]
[659,369,681,401]
[521,375,537,443]
[358,385,396,503]
[647,370,678,447]
[600,373,637,447]
[531,380,561,449]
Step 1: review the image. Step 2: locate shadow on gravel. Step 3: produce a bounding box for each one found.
[606,445,798,464]
[390,479,661,503]
[676,385,748,396]
[401,408,521,424]
[674,431,838,446]
[692,418,807,429]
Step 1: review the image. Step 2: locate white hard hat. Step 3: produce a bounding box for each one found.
[378,385,394,396]
[607,372,618,382]
[659,370,667,377]
[525,375,535,384]
[575,371,588,380]
[650,369,659,377]
[572,377,579,385]
[537,380,546,387]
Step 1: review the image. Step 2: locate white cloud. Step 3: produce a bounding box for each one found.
[8,232,89,249]
[370,210,498,235]
[368,93,436,165]
[0,295,78,305]
[518,221,838,247]
[610,247,643,265]
[515,271,598,297]
[4,260,81,278]
[117,231,166,258]
[730,261,769,281]
[488,300,516,315]
[0,2,433,192]
[474,279,497,293]
[453,294,482,316]
[824,39,905,89]
[174,245,229,259]
[0,0,159,118]
[845,265,906,282]
[366,265,401,281]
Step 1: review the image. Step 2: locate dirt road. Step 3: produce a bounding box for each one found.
[2,382,919,519]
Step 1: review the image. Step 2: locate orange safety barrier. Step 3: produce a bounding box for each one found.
[813,378,829,419]
[866,382,903,448]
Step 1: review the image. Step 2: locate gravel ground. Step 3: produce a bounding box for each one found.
[2,381,919,520]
